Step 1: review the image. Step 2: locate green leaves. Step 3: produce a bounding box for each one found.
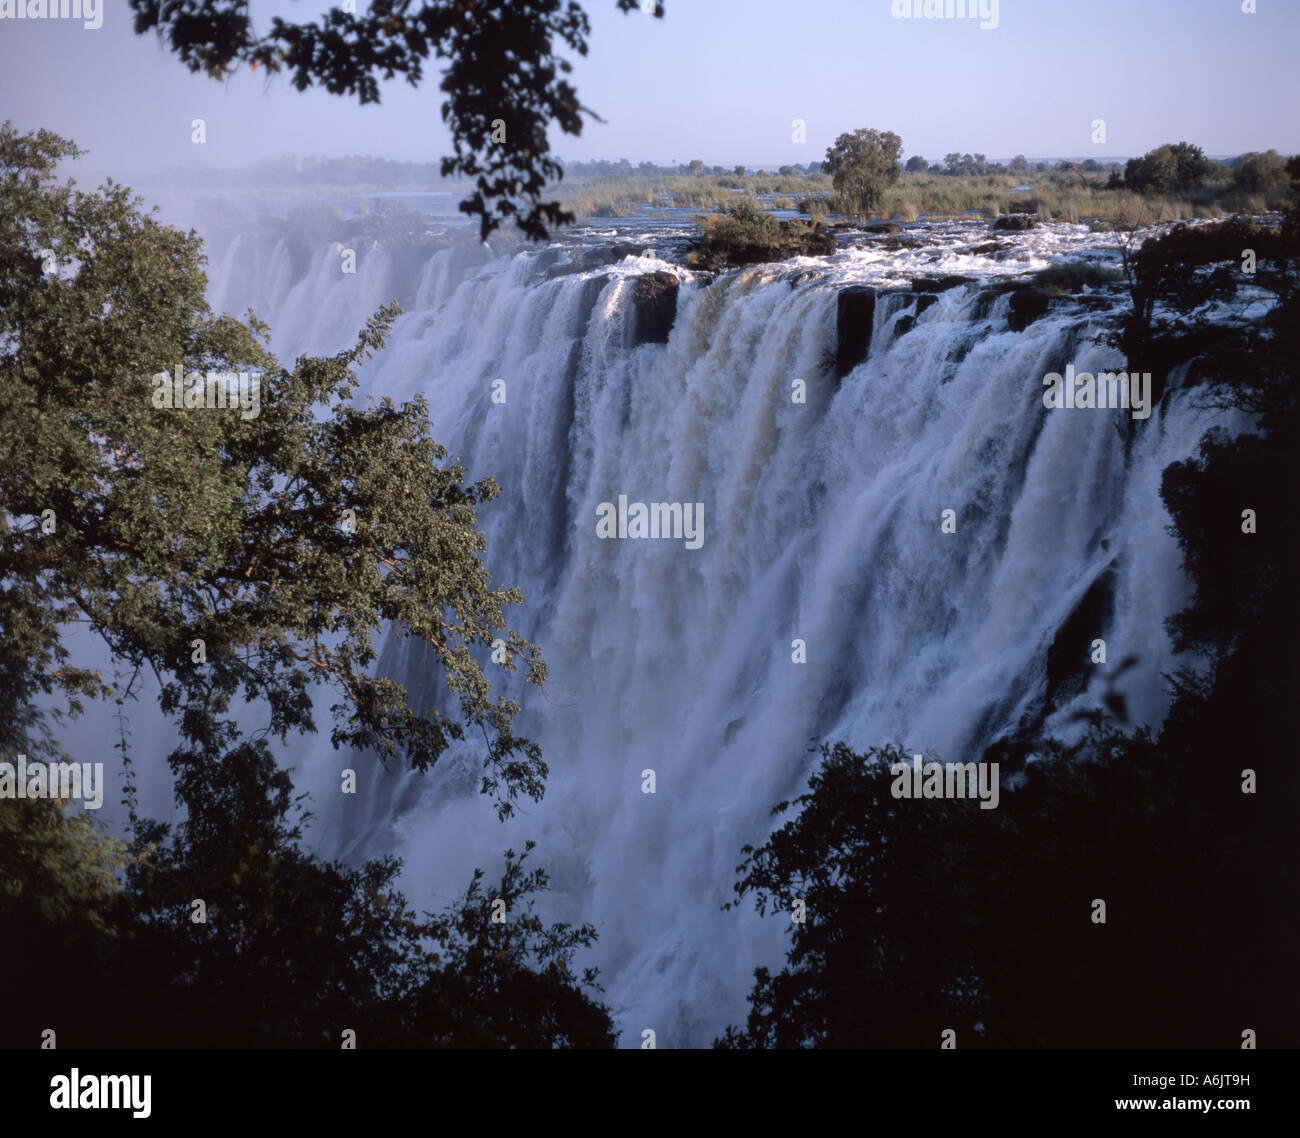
[128,1,662,241]
[823,127,903,216]
[0,123,609,1047]
[2,126,547,818]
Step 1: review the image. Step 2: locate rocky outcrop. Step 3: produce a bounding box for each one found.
[893,293,940,338]
[687,221,837,271]
[628,271,680,346]
[1007,287,1051,331]
[911,275,976,293]
[1045,565,1117,707]
[837,287,949,371]
[992,214,1037,232]
[836,286,876,378]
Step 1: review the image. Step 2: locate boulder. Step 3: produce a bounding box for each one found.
[1007,287,1051,331]
[911,275,977,293]
[992,214,1037,232]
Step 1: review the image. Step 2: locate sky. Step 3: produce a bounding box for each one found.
[0,0,1297,183]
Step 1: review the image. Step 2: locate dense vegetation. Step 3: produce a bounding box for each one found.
[548,140,1291,235]
[685,203,834,269]
[0,123,615,1048]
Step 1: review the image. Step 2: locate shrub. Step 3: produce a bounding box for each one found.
[686,202,835,268]
[1032,261,1124,291]
[1234,150,1289,193]
[1124,142,1213,194]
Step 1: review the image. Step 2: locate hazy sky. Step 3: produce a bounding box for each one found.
[1,0,1296,181]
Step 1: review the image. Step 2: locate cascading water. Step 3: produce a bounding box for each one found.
[193,212,1223,1046]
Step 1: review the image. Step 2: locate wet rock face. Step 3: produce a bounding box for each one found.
[892,293,940,339]
[992,214,1037,231]
[1007,287,1051,331]
[911,275,977,293]
[628,271,680,345]
[837,286,944,368]
[836,285,876,378]
[1045,565,1117,707]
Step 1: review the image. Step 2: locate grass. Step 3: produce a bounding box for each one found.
[545,170,1291,230]
[549,172,831,219]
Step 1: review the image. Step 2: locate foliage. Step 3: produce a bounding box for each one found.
[823,128,903,215]
[0,123,613,1047]
[685,202,833,269]
[0,796,129,934]
[0,124,548,814]
[1031,261,1124,292]
[1123,141,1215,194]
[1233,149,1290,193]
[127,0,664,240]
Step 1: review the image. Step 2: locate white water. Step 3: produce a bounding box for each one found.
[195,217,1219,1046]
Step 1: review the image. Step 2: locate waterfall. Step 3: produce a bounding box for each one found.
[195,218,1221,1046]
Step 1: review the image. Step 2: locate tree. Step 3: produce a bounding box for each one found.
[778,165,797,177]
[905,155,928,174]
[822,128,902,215]
[1234,149,1288,193]
[688,158,705,176]
[734,165,746,178]
[128,0,663,241]
[1,124,547,809]
[1124,141,1212,194]
[1008,154,1029,174]
[720,709,1296,1048]
[0,122,614,1046]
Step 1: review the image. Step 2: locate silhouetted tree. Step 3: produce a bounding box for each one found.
[128,0,664,240]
